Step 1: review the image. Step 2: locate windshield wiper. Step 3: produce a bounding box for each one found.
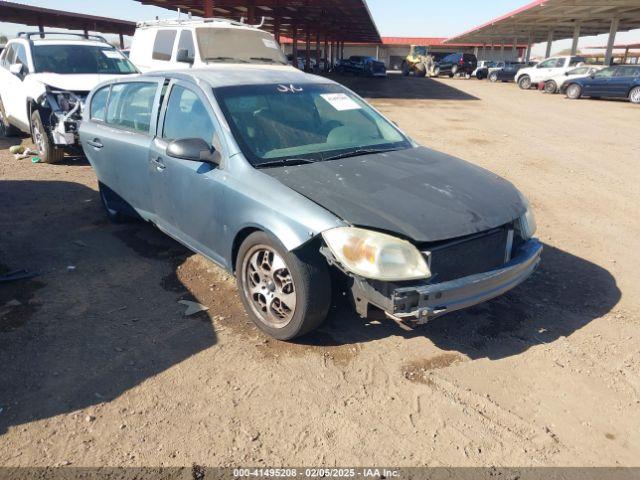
[250,57,286,65]
[256,158,318,169]
[204,56,249,63]
[323,147,401,162]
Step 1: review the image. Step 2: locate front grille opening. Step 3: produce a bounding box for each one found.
[422,226,514,283]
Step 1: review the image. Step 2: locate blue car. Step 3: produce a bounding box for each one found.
[80,66,540,340]
[564,65,640,104]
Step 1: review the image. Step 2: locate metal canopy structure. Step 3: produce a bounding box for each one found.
[0,1,136,46]
[445,0,640,63]
[132,0,381,44]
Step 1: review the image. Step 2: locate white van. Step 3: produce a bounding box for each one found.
[129,18,290,72]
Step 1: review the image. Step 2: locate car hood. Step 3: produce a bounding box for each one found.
[28,73,132,92]
[264,147,527,243]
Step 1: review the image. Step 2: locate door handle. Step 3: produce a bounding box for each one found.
[87,138,103,149]
[150,157,166,172]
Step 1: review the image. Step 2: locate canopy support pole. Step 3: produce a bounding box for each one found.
[605,18,619,66]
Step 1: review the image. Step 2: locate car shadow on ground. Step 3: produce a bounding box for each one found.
[0,180,217,434]
[300,243,621,361]
[327,73,480,101]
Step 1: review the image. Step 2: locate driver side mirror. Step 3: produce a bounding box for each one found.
[176,49,194,64]
[167,138,217,164]
[9,63,24,76]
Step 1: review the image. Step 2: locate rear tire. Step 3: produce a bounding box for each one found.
[544,80,558,94]
[30,110,64,164]
[518,75,532,90]
[0,96,19,137]
[629,86,640,104]
[566,84,582,100]
[236,231,331,341]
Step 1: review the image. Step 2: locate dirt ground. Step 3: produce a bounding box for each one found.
[1,74,639,468]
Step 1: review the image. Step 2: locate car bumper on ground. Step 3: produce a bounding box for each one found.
[352,239,543,324]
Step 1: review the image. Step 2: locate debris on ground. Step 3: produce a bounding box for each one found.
[0,269,39,283]
[178,300,209,316]
[12,147,39,160]
[31,157,42,164]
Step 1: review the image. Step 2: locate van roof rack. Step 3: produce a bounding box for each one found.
[17,32,109,43]
[136,17,250,28]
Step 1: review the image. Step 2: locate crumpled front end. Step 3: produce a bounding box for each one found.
[35,87,88,146]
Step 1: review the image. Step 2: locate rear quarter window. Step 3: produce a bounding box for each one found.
[90,86,110,121]
[152,30,177,61]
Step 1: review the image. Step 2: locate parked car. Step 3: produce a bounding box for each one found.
[433,53,478,78]
[540,65,602,94]
[488,63,527,83]
[473,60,497,80]
[0,32,138,163]
[515,55,586,90]
[336,56,386,77]
[129,18,288,72]
[563,65,640,104]
[80,67,541,341]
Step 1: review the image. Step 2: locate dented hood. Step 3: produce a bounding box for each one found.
[264,147,526,243]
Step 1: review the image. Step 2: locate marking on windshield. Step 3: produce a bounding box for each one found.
[277,84,304,93]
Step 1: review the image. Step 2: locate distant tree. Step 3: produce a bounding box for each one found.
[0,34,8,45]
[556,48,582,56]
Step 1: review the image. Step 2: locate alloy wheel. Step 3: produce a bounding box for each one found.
[630,87,640,104]
[242,245,297,329]
[567,84,582,99]
[31,118,46,153]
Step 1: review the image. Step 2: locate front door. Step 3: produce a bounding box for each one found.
[584,68,615,97]
[149,81,227,266]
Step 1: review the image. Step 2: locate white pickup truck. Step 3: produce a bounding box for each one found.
[515,55,587,90]
[0,32,137,163]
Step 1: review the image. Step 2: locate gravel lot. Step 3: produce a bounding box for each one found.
[1,74,639,467]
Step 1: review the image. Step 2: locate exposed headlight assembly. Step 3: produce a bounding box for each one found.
[322,227,431,281]
[517,194,537,239]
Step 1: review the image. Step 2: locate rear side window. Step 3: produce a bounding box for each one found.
[106,82,158,133]
[91,86,110,121]
[177,30,195,60]
[162,85,214,144]
[615,66,640,77]
[152,30,177,61]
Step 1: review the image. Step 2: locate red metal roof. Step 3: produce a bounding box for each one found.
[0,0,135,35]
[446,0,640,45]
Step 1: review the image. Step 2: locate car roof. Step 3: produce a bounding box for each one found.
[141,64,338,89]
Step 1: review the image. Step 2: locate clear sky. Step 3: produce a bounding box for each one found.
[1,0,639,56]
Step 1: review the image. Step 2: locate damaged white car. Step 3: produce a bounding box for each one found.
[0,32,138,163]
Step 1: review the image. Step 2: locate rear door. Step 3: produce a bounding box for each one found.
[81,79,163,218]
[609,66,636,97]
[149,80,227,264]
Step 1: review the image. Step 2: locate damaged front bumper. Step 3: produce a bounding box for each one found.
[38,89,85,146]
[351,239,543,324]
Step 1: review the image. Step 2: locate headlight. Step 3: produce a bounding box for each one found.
[517,194,537,239]
[322,227,431,281]
[53,91,81,113]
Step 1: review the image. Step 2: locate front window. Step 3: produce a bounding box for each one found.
[163,85,214,144]
[215,83,411,167]
[568,67,588,75]
[196,28,286,65]
[32,44,137,74]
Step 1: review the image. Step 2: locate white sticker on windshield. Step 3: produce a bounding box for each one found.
[103,50,124,60]
[320,93,361,111]
[262,38,279,50]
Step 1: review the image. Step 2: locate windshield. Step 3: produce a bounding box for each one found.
[32,44,137,75]
[196,28,287,65]
[413,46,427,56]
[215,83,411,167]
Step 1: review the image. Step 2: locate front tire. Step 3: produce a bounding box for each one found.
[566,84,582,100]
[236,231,331,341]
[518,75,532,90]
[489,72,499,83]
[30,110,64,163]
[415,64,426,77]
[401,62,410,77]
[629,86,640,104]
[544,80,558,94]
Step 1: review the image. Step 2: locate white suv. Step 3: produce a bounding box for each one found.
[129,18,289,72]
[0,32,138,163]
[515,56,587,90]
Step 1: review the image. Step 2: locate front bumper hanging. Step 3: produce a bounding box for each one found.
[352,239,543,324]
